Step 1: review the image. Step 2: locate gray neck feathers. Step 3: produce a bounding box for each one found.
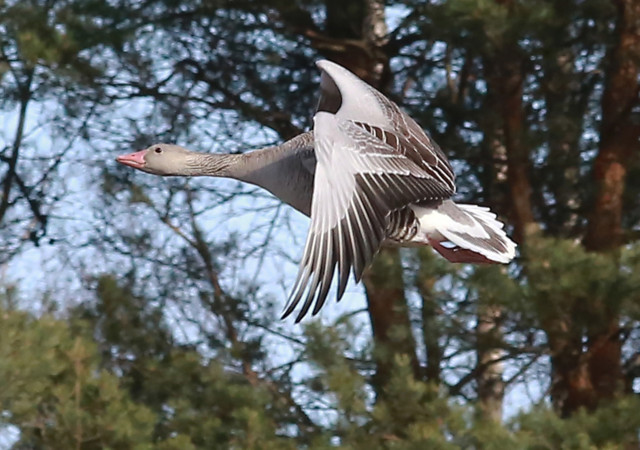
[220,132,314,184]
[183,153,244,178]
[181,133,313,180]
[238,132,315,215]
[180,132,315,216]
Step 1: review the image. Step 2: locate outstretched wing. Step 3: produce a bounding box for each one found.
[315,59,457,194]
[361,88,457,194]
[282,113,454,321]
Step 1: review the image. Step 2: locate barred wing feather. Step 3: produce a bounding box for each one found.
[282,113,453,322]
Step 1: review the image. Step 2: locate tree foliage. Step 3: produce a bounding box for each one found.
[0,0,639,448]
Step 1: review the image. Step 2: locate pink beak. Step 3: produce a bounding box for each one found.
[116,150,147,170]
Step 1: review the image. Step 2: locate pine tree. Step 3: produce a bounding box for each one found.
[0,0,639,447]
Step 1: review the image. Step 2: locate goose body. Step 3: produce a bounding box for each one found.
[116,60,516,322]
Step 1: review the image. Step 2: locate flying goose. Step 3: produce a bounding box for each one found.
[116,60,517,322]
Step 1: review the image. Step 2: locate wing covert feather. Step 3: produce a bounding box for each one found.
[283,113,454,321]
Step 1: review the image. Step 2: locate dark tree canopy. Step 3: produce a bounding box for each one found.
[0,0,639,448]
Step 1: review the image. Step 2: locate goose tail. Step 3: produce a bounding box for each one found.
[418,200,517,264]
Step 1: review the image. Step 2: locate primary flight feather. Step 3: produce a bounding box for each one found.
[116,60,517,322]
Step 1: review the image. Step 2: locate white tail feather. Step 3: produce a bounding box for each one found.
[412,201,517,264]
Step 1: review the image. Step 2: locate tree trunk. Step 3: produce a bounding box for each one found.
[585,0,640,252]
[534,0,638,417]
[417,249,442,385]
[305,0,418,396]
[484,51,535,243]
[579,0,640,412]
[480,27,534,420]
[363,247,420,391]
[476,303,505,421]
[540,44,587,235]
[475,67,513,421]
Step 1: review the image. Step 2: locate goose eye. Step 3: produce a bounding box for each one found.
[154,147,162,154]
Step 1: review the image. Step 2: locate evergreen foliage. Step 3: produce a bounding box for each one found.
[0,0,638,448]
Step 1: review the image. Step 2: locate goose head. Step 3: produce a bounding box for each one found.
[116,144,196,176]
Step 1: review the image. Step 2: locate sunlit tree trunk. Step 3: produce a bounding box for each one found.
[476,303,504,421]
[580,0,640,413]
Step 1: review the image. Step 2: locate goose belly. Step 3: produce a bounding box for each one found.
[408,204,447,243]
[384,205,436,246]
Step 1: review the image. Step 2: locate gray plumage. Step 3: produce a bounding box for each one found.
[116,60,517,323]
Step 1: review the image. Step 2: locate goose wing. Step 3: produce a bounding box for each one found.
[352,112,456,195]
[379,101,456,194]
[282,112,454,321]
[315,59,457,193]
